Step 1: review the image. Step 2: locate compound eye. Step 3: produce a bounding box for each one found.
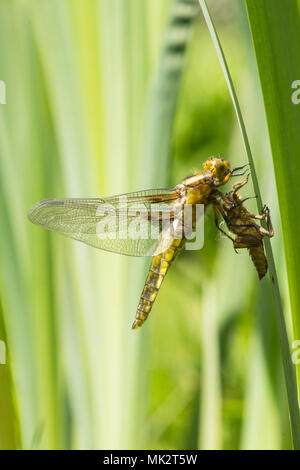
[203,157,230,184]
[203,157,215,172]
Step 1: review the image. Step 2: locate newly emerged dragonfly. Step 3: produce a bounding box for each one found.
[28,157,247,329]
[215,174,274,279]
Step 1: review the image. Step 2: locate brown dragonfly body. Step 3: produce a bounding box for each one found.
[216,175,274,279]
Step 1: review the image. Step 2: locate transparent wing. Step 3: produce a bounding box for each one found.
[28,188,181,256]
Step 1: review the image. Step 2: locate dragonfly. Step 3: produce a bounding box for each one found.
[28,157,247,329]
[214,174,274,279]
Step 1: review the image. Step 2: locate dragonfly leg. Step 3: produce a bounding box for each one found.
[213,205,236,246]
[231,172,250,194]
[240,195,257,204]
[247,205,274,238]
[262,206,274,237]
[248,212,266,221]
[226,195,257,211]
[217,191,231,205]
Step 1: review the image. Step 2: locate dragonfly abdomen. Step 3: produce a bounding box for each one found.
[248,245,268,280]
[132,238,184,329]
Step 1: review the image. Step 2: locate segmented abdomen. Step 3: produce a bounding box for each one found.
[248,245,268,280]
[132,238,184,329]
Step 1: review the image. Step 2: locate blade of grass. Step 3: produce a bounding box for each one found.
[198,282,222,449]
[142,0,199,187]
[0,300,20,449]
[134,0,199,445]
[198,0,300,448]
[245,0,300,396]
[0,2,59,447]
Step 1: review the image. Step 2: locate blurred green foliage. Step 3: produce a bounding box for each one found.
[0,0,292,449]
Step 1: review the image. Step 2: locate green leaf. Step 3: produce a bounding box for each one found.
[245,0,300,448]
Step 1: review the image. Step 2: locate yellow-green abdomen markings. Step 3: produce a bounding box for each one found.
[132,238,184,329]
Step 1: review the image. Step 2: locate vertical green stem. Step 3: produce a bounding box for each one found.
[198,0,300,448]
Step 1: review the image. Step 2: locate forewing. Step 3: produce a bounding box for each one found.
[28,189,180,256]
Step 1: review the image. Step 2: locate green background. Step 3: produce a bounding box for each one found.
[0,0,295,449]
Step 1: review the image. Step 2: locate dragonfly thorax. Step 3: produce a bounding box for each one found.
[178,172,213,189]
[175,176,215,206]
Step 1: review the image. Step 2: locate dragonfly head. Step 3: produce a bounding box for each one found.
[203,157,231,186]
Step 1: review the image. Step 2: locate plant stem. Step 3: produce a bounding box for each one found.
[198,0,300,448]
